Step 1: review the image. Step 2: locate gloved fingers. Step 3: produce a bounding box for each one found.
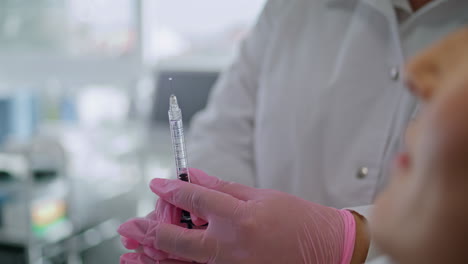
[122,244,183,263]
[148,199,183,225]
[120,253,155,264]
[147,205,207,228]
[121,201,179,251]
[150,178,243,220]
[145,210,159,221]
[189,168,257,201]
[143,246,169,261]
[159,260,193,264]
[119,218,211,263]
[118,218,155,245]
[191,215,208,227]
[121,236,141,250]
[152,222,211,263]
[149,193,207,228]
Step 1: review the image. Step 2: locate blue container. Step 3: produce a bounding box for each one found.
[0,91,39,146]
[0,99,12,145]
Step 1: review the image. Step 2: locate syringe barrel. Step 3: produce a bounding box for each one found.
[169,118,190,181]
[168,95,190,183]
[168,94,194,229]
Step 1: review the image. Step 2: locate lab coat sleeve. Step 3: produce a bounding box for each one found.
[187,0,283,186]
[348,205,383,261]
[365,256,394,264]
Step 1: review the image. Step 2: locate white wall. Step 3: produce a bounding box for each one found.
[142,0,267,62]
[148,0,266,35]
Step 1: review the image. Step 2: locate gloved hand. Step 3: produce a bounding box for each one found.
[118,168,358,264]
[121,200,206,251]
[120,198,179,261]
[119,198,208,263]
[119,172,209,262]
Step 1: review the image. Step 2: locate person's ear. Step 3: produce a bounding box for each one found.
[417,74,468,179]
[405,53,441,101]
[405,28,468,102]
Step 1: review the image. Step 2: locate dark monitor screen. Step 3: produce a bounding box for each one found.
[152,71,219,126]
[0,244,27,264]
[0,100,11,146]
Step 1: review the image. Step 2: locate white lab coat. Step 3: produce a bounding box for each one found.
[188,0,468,261]
[367,256,395,264]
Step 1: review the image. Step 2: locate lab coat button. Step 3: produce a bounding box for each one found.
[390,67,400,81]
[357,167,369,179]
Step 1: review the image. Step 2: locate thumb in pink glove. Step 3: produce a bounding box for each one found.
[119,169,212,263]
[119,198,181,261]
[121,169,213,252]
[119,169,357,264]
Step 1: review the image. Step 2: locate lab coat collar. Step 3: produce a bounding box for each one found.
[327,0,448,27]
[362,0,398,24]
[400,0,449,28]
[326,0,399,27]
[393,0,412,14]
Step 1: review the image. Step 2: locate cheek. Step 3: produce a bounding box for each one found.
[403,117,426,171]
[370,188,398,252]
[371,190,392,227]
[371,172,404,232]
[370,167,414,248]
[394,152,411,172]
[371,192,412,260]
[405,119,421,152]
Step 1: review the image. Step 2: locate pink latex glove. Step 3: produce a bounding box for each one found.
[120,200,171,251]
[119,169,356,264]
[120,199,181,261]
[120,171,209,263]
[120,176,207,260]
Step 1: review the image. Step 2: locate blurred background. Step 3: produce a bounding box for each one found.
[0,0,266,263]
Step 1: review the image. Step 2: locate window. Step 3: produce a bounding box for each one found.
[0,0,141,85]
[142,0,267,63]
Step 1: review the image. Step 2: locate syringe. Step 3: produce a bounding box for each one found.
[168,93,194,229]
